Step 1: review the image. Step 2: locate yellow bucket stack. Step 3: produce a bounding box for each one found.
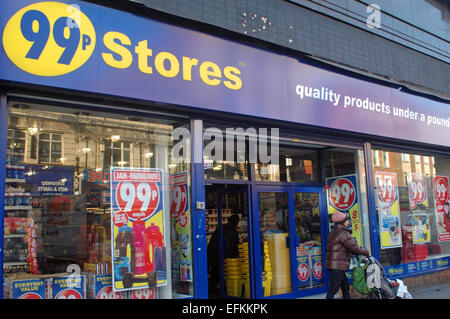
[262,241,272,296]
[238,242,250,298]
[264,232,291,295]
[224,258,241,297]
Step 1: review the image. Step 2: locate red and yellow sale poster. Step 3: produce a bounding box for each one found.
[110,168,166,292]
[407,173,431,244]
[170,171,192,282]
[434,176,450,242]
[375,171,402,249]
[326,174,362,246]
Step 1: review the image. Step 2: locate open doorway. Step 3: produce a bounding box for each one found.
[205,184,250,298]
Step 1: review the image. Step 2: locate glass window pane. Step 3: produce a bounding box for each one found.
[255,144,320,183]
[51,142,61,152]
[205,186,249,298]
[112,149,121,166]
[259,192,291,296]
[39,140,49,162]
[52,134,61,141]
[295,192,323,290]
[203,127,249,180]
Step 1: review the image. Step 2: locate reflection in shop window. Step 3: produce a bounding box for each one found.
[7,129,26,163]
[38,133,62,164]
[104,139,131,169]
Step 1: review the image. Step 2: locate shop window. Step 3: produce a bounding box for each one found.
[324,148,371,251]
[203,126,249,180]
[4,101,193,299]
[372,148,450,269]
[38,133,62,164]
[255,142,320,183]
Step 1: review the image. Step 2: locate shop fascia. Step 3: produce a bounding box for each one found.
[171,127,279,165]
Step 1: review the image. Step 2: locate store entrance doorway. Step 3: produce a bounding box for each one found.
[255,186,327,298]
[205,184,251,299]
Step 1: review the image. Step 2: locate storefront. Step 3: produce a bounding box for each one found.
[0,0,449,299]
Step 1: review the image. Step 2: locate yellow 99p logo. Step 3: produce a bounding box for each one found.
[2,2,96,76]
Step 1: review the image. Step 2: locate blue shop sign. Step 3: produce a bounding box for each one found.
[0,0,448,147]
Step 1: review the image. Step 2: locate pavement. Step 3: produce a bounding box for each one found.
[408,282,450,299]
[301,282,450,299]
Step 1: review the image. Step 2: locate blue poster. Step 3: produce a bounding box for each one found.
[11,279,46,299]
[51,275,85,299]
[93,274,124,299]
[24,165,74,195]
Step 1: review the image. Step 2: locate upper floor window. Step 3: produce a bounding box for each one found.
[38,133,62,163]
[104,139,131,169]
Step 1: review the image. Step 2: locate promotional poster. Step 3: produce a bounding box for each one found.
[407,173,431,244]
[326,174,362,245]
[110,167,166,292]
[92,274,123,299]
[434,176,450,242]
[51,275,86,299]
[375,171,402,249]
[170,172,193,282]
[11,279,46,299]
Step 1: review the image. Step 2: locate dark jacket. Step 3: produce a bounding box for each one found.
[207,223,239,266]
[326,223,369,271]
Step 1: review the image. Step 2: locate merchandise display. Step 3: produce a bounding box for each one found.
[264,232,292,295]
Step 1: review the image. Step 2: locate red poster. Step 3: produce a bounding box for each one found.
[434,176,450,242]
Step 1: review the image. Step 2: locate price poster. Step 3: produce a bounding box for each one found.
[433,176,450,242]
[375,171,402,249]
[408,173,428,211]
[110,168,166,292]
[51,275,86,299]
[11,279,46,299]
[170,172,192,282]
[326,174,362,245]
[130,287,157,299]
[93,275,123,299]
[407,173,431,244]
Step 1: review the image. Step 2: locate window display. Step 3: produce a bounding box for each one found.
[3,101,193,299]
[372,148,450,269]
